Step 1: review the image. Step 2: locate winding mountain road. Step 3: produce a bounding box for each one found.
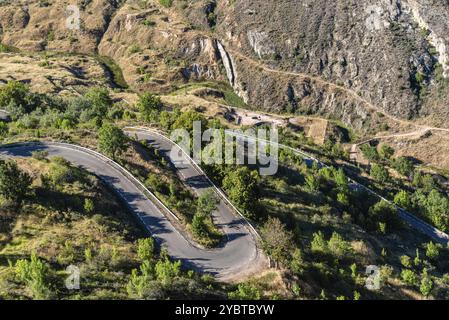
[0,140,265,281]
[128,126,449,245]
[231,130,449,245]
[1,123,447,284]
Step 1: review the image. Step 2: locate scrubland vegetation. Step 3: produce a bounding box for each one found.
[1,80,449,300]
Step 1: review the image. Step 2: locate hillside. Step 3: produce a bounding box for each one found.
[0,0,449,302]
[2,0,449,130]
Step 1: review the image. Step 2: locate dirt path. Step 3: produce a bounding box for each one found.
[356,128,431,147]
[227,49,408,124]
[350,128,431,161]
[226,48,449,135]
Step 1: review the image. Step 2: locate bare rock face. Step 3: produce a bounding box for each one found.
[0,0,224,92]
[0,0,117,53]
[0,52,112,94]
[210,0,449,129]
[97,1,223,93]
[1,0,449,130]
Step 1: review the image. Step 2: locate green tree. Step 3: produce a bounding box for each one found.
[328,232,351,259]
[155,258,181,285]
[84,87,111,126]
[420,190,449,231]
[15,252,51,299]
[290,248,304,275]
[394,190,412,210]
[360,144,379,163]
[311,231,327,254]
[331,143,349,160]
[420,269,433,297]
[350,263,357,278]
[401,269,418,287]
[0,81,41,118]
[85,87,111,112]
[368,200,399,232]
[292,283,302,298]
[378,222,387,235]
[191,214,209,239]
[400,255,412,268]
[196,189,219,218]
[127,268,149,299]
[127,260,159,299]
[191,189,219,243]
[172,110,208,133]
[337,192,349,206]
[260,217,294,268]
[334,168,349,194]
[137,93,162,123]
[84,248,92,262]
[159,0,173,8]
[370,163,390,183]
[425,241,441,260]
[0,160,32,207]
[83,198,94,213]
[393,157,414,178]
[304,174,320,193]
[137,238,155,262]
[228,283,261,300]
[98,123,129,160]
[319,289,327,300]
[0,122,8,138]
[414,249,421,266]
[222,167,260,218]
[379,144,395,160]
[159,110,173,130]
[43,157,80,189]
[413,172,436,193]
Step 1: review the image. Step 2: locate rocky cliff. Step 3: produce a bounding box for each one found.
[210,0,449,129]
[1,0,449,130]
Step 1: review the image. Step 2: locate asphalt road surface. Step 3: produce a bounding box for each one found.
[129,127,449,245]
[0,141,264,280]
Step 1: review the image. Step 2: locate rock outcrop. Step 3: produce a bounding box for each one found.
[210,0,449,129]
[1,0,449,130]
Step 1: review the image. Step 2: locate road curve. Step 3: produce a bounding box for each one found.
[127,126,449,245]
[230,131,449,246]
[124,128,261,238]
[0,142,264,280]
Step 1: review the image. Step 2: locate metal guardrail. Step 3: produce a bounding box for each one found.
[0,141,182,238]
[3,128,447,246]
[124,127,262,241]
[52,142,181,223]
[125,128,449,246]
[232,132,449,245]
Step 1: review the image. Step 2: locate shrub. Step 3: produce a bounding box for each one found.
[370,164,390,183]
[84,198,95,214]
[159,0,173,8]
[15,253,51,299]
[0,160,32,207]
[401,269,418,287]
[393,157,414,178]
[228,283,261,300]
[425,241,441,260]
